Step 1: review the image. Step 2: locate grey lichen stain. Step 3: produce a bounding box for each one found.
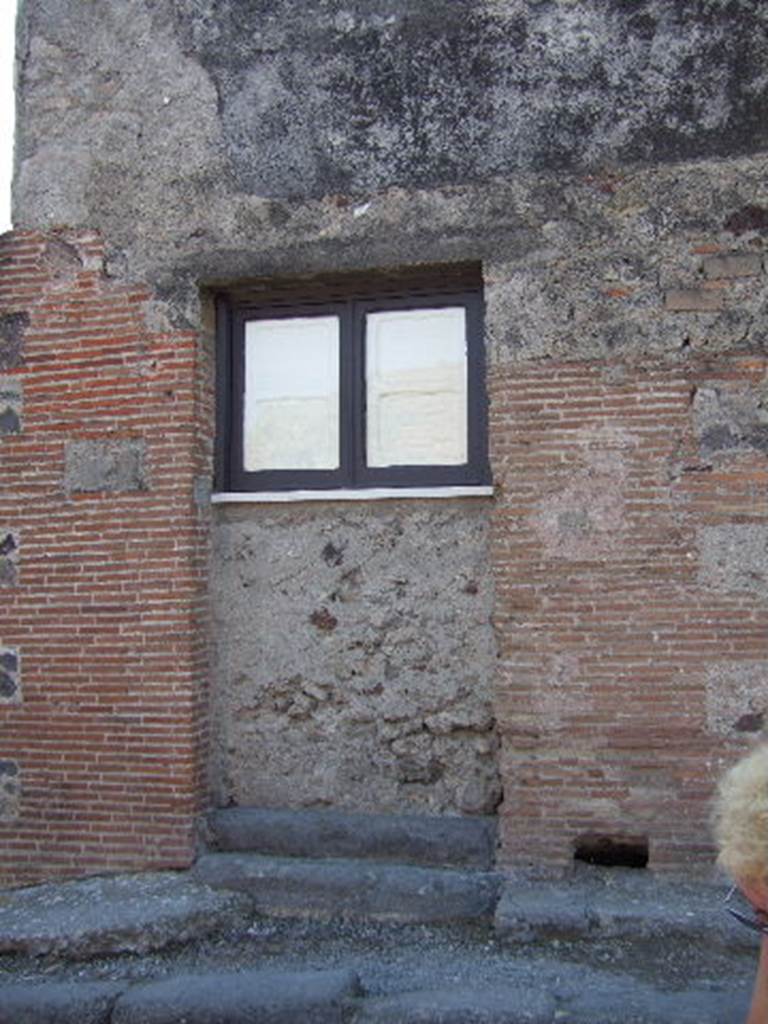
[172,0,768,200]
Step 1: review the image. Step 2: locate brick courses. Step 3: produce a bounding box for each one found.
[0,230,211,887]
[489,354,768,874]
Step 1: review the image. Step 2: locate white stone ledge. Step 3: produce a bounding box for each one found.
[211,485,494,504]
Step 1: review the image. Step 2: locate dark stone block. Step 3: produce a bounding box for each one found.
[0,312,29,371]
[0,671,17,699]
[0,378,23,434]
[0,648,19,703]
[0,533,17,556]
[0,649,18,672]
[193,852,502,923]
[0,407,20,434]
[209,807,498,869]
[0,532,18,585]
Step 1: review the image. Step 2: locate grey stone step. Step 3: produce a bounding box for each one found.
[208,807,497,869]
[0,973,748,1024]
[193,852,502,924]
[351,986,557,1023]
[494,865,755,950]
[111,967,361,1024]
[0,872,252,959]
[350,983,748,1024]
[0,981,124,1024]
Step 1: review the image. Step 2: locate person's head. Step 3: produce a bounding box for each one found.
[714,743,768,886]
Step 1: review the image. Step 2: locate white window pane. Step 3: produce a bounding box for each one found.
[366,307,467,467]
[244,316,339,470]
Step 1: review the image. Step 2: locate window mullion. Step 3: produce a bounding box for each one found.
[340,300,361,486]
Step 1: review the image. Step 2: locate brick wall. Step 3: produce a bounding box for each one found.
[0,230,211,887]
[1,222,765,886]
[490,345,768,874]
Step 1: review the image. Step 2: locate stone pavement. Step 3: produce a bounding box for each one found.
[0,865,758,1023]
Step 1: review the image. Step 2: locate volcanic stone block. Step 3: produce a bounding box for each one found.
[0,647,20,703]
[0,312,29,371]
[0,377,22,434]
[0,872,253,958]
[0,531,19,585]
[0,759,20,821]
[65,439,148,494]
[0,981,123,1024]
[111,968,361,1024]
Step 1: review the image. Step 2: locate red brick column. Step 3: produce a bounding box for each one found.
[0,230,211,886]
[489,355,768,875]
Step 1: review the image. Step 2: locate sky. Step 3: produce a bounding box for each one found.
[1,0,17,232]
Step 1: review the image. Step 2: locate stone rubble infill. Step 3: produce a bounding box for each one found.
[0,873,252,958]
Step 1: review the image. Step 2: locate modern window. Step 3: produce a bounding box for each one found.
[215,276,490,494]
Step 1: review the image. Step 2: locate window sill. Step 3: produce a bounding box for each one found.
[211,485,494,505]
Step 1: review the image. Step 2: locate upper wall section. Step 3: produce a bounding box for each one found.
[176,0,768,197]
[15,1,768,217]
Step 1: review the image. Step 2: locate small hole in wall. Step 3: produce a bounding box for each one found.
[573,833,649,869]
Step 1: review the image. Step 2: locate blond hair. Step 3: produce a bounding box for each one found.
[713,744,768,884]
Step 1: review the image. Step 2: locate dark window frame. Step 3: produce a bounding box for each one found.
[215,286,490,493]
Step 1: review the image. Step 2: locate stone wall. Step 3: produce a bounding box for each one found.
[7,0,768,880]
